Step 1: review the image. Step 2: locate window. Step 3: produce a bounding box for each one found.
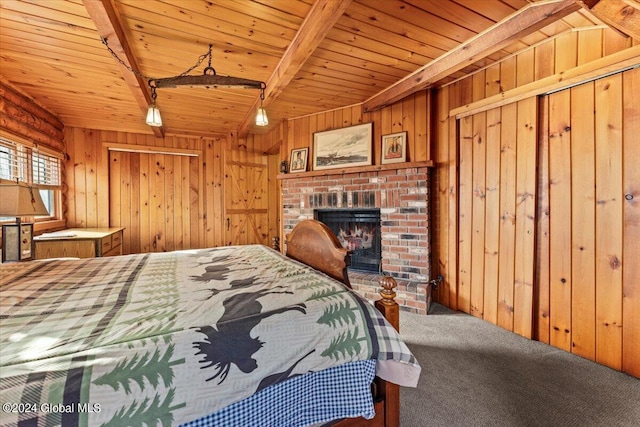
[0,137,62,222]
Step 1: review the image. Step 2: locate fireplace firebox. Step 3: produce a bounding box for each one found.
[315,209,381,273]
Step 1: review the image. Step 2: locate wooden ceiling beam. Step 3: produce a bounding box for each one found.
[237,0,352,137]
[581,0,640,40]
[82,0,164,138]
[363,0,582,113]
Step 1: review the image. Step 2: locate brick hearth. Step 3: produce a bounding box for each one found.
[281,166,432,314]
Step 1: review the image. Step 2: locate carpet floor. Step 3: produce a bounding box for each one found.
[399,304,640,427]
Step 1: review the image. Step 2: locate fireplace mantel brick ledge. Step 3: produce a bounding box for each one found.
[282,165,432,314]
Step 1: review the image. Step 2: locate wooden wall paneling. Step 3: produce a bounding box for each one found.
[434,85,450,307]
[315,111,325,136]
[414,90,429,162]
[484,63,502,326]
[548,89,573,352]
[513,97,537,339]
[181,155,191,249]
[536,96,551,343]
[268,152,280,246]
[167,143,180,250]
[500,56,518,93]
[603,27,632,55]
[516,46,535,87]
[470,72,487,319]
[380,103,393,154]
[351,104,363,126]
[391,99,403,136]
[139,151,151,253]
[401,95,415,162]
[236,137,248,246]
[334,108,344,130]
[497,102,517,332]
[64,128,76,227]
[213,138,225,247]
[458,115,473,314]
[496,56,517,331]
[204,139,217,247]
[622,67,640,378]
[85,129,99,227]
[578,28,603,66]
[447,84,459,311]
[96,131,109,229]
[130,151,141,254]
[165,153,175,252]
[224,144,237,245]
[73,129,88,227]
[532,21,554,341]
[570,82,597,360]
[189,154,201,248]
[109,150,122,235]
[149,152,161,251]
[594,73,623,370]
[554,31,578,73]
[483,104,501,325]
[534,37,556,80]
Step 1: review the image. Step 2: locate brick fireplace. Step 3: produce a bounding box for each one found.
[281,165,432,314]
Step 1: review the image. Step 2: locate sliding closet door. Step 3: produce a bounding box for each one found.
[457,97,538,339]
[109,150,199,254]
[540,67,639,375]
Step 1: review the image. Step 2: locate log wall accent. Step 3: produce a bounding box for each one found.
[0,78,65,152]
[432,27,639,377]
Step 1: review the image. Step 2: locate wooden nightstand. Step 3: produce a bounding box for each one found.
[33,228,124,259]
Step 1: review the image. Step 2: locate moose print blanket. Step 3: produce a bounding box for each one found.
[0,245,420,426]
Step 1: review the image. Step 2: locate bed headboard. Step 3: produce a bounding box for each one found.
[285,219,351,287]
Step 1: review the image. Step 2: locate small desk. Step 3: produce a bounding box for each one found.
[34,228,124,259]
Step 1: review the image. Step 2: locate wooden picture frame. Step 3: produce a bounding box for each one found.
[313,123,372,171]
[289,148,308,173]
[381,131,407,164]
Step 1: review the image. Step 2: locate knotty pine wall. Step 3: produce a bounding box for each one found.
[63,127,279,253]
[279,93,431,167]
[433,27,639,377]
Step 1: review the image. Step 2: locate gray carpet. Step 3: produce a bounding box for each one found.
[399,304,640,427]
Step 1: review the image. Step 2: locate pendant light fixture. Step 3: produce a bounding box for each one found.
[145,83,162,127]
[256,82,269,127]
[103,40,267,128]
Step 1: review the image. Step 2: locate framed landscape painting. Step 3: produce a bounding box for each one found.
[312,123,372,171]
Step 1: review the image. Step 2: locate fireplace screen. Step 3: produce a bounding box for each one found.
[315,209,381,273]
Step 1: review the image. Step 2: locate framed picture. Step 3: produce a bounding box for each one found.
[313,123,372,171]
[381,131,407,164]
[289,148,308,173]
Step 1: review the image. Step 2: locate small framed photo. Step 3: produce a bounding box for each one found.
[381,131,407,164]
[289,147,308,173]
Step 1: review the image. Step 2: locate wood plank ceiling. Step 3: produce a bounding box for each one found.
[0,0,629,138]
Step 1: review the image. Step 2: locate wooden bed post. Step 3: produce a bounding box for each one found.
[375,275,400,427]
[286,220,403,427]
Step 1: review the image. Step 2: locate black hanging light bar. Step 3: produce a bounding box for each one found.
[103,40,268,127]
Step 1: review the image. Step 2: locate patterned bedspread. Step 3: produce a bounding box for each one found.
[0,245,420,426]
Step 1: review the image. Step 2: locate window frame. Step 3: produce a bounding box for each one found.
[0,133,64,229]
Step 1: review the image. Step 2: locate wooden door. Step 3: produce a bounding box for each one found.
[109,150,199,254]
[224,150,269,246]
[539,68,640,375]
[457,98,538,339]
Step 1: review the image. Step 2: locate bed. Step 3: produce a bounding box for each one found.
[0,219,420,427]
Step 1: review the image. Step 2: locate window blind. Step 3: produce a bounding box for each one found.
[0,138,60,187]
